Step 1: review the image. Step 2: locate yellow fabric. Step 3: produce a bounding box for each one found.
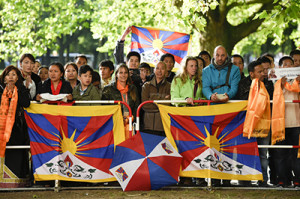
[272,78,300,145]
[243,79,271,138]
[0,86,18,157]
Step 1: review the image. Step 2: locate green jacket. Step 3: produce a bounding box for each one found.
[171,77,203,105]
[72,83,101,105]
[101,82,140,118]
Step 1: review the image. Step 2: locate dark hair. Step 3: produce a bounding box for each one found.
[0,65,24,88]
[160,53,175,63]
[126,51,141,63]
[231,54,244,63]
[49,62,64,77]
[139,62,151,71]
[195,56,206,67]
[64,62,78,73]
[290,49,300,57]
[75,54,88,62]
[114,64,136,101]
[279,56,294,67]
[261,53,274,61]
[248,60,262,73]
[258,56,271,64]
[78,65,93,76]
[20,53,35,63]
[198,50,211,60]
[38,65,49,72]
[99,59,114,71]
[92,70,100,83]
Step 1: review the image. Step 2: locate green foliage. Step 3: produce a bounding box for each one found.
[0,0,299,62]
[0,0,92,61]
[234,0,300,55]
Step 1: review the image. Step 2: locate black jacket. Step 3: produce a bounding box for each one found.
[101,82,140,118]
[37,79,73,95]
[0,84,30,145]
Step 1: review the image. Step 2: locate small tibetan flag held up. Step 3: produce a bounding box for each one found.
[24,104,125,183]
[131,26,191,68]
[158,101,263,181]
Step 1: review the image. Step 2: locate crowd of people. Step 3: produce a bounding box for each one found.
[0,27,300,188]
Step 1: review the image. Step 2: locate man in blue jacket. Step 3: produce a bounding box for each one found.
[202,46,241,102]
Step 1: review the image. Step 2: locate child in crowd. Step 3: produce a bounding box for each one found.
[72,65,101,104]
[38,66,49,83]
[32,60,41,74]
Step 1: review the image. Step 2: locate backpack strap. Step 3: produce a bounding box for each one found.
[210,64,232,91]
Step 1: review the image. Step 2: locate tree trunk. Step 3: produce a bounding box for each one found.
[197,0,276,56]
[57,36,65,64]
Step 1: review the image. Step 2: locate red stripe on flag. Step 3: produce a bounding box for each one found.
[162,32,188,44]
[170,115,206,141]
[131,41,152,49]
[25,113,60,142]
[161,49,183,64]
[181,146,208,170]
[147,29,160,40]
[77,155,112,172]
[75,115,112,143]
[213,112,241,138]
[163,42,189,51]
[77,130,113,150]
[132,27,153,43]
[222,142,259,156]
[219,124,244,145]
[30,142,59,155]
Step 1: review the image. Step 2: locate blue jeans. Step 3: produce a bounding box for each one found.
[257,133,270,182]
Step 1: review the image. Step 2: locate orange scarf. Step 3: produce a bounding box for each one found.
[272,78,300,145]
[243,79,271,138]
[0,86,18,157]
[117,80,131,139]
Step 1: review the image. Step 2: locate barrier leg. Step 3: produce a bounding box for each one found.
[207,178,212,190]
[54,180,60,192]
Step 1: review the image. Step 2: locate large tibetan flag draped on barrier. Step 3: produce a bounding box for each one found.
[158,101,263,181]
[131,26,191,67]
[24,104,125,182]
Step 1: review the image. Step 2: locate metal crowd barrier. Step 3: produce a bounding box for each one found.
[135,99,300,189]
[2,99,300,192]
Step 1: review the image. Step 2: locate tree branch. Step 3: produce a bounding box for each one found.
[226,0,273,13]
[229,0,279,44]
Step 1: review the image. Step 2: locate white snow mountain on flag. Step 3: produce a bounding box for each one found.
[35,151,114,180]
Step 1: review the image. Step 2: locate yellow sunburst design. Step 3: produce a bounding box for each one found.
[57,127,91,156]
[193,125,231,156]
[61,129,77,155]
[152,39,163,49]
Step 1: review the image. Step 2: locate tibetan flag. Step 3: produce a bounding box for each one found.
[158,101,263,181]
[24,104,125,183]
[131,26,191,67]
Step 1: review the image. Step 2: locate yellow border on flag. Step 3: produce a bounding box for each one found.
[158,101,248,152]
[33,174,116,183]
[25,103,125,146]
[180,170,262,180]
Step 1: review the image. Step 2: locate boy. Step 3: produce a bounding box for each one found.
[72,65,101,104]
[290,49,300,67]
